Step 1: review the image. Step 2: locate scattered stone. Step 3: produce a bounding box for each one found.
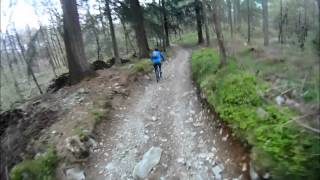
[144,135,150,140]
[191,132,197,137]
[211,147,217,152]
[88,137,98,148]
[249,161,259,180]
[65,167,85,180]
[132,147,162,179]
[160,138,167,142]
[105,162,115,172]
[242,163,247,172]
[198,153,207,159]
[212,164,224,179]
[144,75,150,80]
[263,173,270,179]
[151,116,157,121]
[222,134,229,142]
[177,158,185,164]
[275,95,285,105]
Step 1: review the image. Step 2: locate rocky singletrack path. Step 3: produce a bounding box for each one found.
[85,45,249,180]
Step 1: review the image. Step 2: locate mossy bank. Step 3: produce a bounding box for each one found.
[191,48,320,179]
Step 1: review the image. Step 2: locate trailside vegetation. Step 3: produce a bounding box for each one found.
[191,48,320,179]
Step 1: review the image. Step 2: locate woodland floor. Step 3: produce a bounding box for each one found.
[84,45,249,180]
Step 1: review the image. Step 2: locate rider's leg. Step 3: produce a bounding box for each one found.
[153,63,157,74]
[159,63,162,78]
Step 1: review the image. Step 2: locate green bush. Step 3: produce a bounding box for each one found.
[130,59,153,75]
[191,48,320,179]
[10,148,58,180]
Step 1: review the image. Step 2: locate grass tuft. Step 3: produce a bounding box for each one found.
[10,148,58,180]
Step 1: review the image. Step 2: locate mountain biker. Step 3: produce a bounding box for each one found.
[150,48,165,79]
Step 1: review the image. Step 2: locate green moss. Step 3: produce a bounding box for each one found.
[191,48,320,179]
[92,111,104,124]
[10,148,58,180]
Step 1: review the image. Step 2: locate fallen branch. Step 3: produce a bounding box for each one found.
[284,112,320,134]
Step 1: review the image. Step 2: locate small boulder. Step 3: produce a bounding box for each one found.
[132,147,162,179]
[65,136,89,159]
[212,164,224,179]
[66,167,85,180]
[275,96,285,105]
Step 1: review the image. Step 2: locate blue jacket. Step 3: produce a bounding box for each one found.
[150,50,163,63]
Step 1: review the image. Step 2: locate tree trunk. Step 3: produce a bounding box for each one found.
[39,26,57,77]
[53,27,68,66]
[202,0,210,46]
[162,0,170,47]
[105,0,120,63]
[317,0,320,51]
[247,0,251,44]
[279,0,284,44]
[262,0,269,46]
[5,31,25,77]
[195,0,204,44]
[129,0,150,58]
[98,0,112,55]
[159,0,166,51]
[2,38,24,99]
[234,0,241,31]
[60,0,94,84]
[227,0,233,38]
[212,0,227,67]
[49,31,64,67]
[121,19,137,55]
[46,30,61,68]
[85,2,102,62]
[16,30,43,94]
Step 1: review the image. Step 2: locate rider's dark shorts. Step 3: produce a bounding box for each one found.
[153,62,161,72]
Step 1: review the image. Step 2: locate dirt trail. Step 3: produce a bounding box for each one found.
[85,45,249,180]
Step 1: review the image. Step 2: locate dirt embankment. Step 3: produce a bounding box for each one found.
[0,63,150,179]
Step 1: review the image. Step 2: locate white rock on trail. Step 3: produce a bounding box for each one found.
[66,168,85,180]
[275,95,285,105]
[132,147,162,179]
[212,164,224,179]
[249,161,259,180]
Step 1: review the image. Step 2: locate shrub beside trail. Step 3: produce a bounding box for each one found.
[191,48,320,179]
